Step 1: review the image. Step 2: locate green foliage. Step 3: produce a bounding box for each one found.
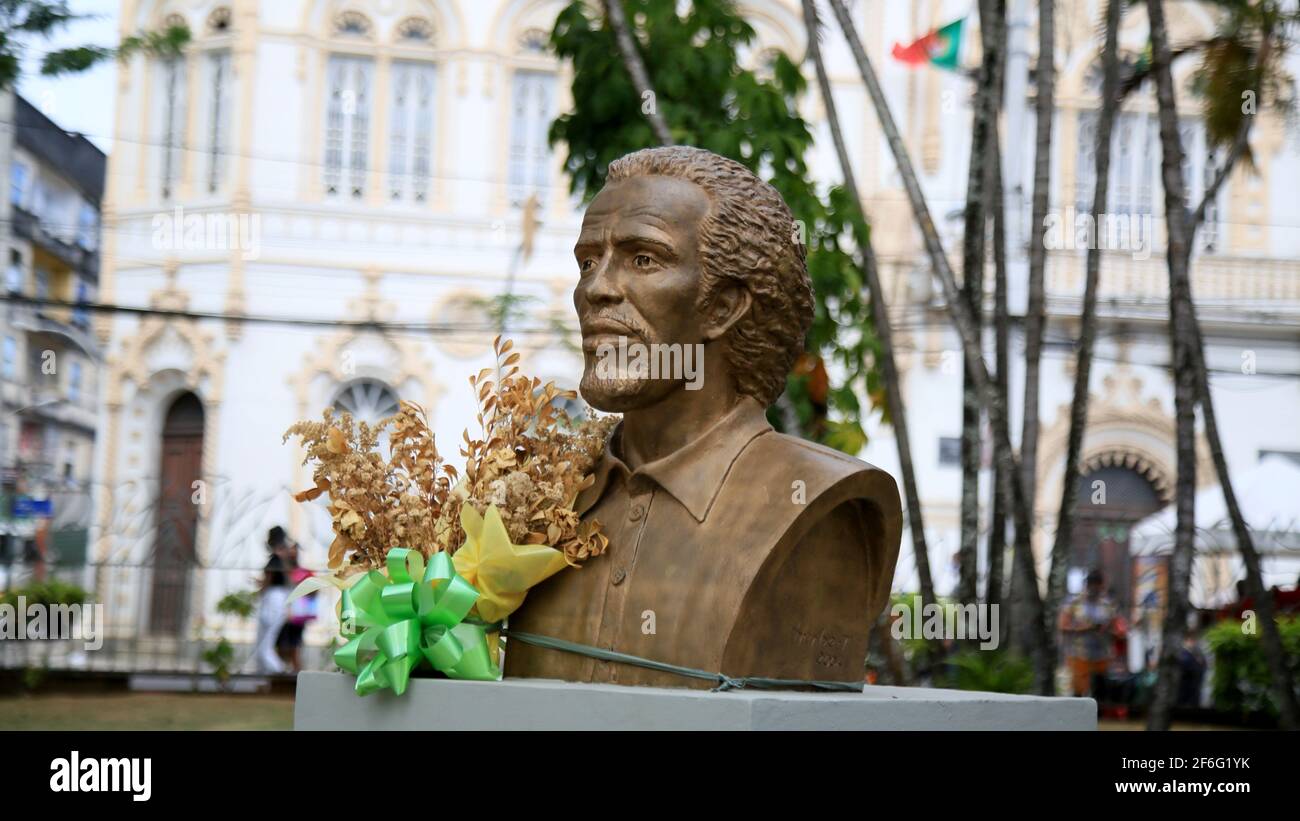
[548,0,882,449]
[207,591,256,685]
[471,293,541,333]
[1190,1,1295,163]
[0,1,190,88]
[936,649,1036,695]
[201,638,235,686]
[1,577,89,608]
[1205,615,1300,719]
[22,664,47,690]
[216,590,256,620]
[884,592,1032,693]
[41,21,191,77]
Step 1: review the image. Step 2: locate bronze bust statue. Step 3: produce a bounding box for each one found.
[504,146,902,688]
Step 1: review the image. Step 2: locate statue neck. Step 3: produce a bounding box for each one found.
[620,384,746,469]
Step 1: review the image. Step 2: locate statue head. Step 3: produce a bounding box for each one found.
[573,146,813,413]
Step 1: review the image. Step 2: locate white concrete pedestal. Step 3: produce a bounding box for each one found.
[294,671,1096,730]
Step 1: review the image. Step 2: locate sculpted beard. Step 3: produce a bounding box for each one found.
[579,314,678,412]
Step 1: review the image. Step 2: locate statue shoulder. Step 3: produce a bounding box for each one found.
[742,431,900,507]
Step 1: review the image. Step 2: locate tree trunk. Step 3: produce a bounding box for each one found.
[826,0,1052,691]
[1177,39,1298,730]
[603,0,674,146]
[986,0,1011,619]
[959,0,1004,608]
[800,0,937,611]
[1184,312,1299,729]
[1020,0,1054,525]
[1144,0,1199,732]
[987,130,1009,617]
[1044,0,1121,682]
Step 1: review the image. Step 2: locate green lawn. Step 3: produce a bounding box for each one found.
[0,692,295,730]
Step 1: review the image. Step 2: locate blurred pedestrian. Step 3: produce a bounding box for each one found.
[1177,632,1207,708]
[1059,569,1119,699]
[254,526,291,674]
[276,539,316,672]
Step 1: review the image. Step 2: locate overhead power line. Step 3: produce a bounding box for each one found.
[0,293,578,336]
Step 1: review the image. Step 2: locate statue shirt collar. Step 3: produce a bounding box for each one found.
[575,396,773,523]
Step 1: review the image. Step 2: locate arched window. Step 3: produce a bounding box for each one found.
[205,6,232,34]
[518,28,549,54]
[157,13,189,200]
[389,19,438,204]
[335,10,373,38]
[1072,60,1222,252]
[332,378,400,428]
[396,16,435,44]
[507,69,555,206]
[323,12,376,199]
[204,51,231,193]
[324,54,373,198]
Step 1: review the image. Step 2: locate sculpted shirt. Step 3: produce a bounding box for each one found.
[503,397,902,688]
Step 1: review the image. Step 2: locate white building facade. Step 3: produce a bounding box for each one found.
[89,0,1300,665]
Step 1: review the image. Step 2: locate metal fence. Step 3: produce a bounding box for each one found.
[0,559,337,675]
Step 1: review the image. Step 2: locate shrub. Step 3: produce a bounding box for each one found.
[0,578,89,609]
[935,649,1036,695]
[1204,615,1300,719]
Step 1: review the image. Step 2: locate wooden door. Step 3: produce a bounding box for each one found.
[149,393,204,635]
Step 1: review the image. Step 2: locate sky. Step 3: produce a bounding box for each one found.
[18,0,121,153]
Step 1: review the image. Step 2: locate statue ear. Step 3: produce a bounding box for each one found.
[702,281,752,342]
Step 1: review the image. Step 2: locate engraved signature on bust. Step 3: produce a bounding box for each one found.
[792,625,850,669]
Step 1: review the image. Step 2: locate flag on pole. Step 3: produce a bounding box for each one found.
[891,18,966,71]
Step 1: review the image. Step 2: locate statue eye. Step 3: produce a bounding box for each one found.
[579,258,597,274]
[633,254,655,269]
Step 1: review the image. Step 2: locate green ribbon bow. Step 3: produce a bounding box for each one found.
[333,548,500,696]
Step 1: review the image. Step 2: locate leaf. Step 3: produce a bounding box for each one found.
[293,478,331,503]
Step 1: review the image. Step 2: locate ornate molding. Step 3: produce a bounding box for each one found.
[107,269,227,407]
[1037,364,1216,535]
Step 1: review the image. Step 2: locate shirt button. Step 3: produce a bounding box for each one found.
[612,567,627,585]
[629,503,646,522]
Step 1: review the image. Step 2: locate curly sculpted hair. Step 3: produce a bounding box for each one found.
[605,146,813,407]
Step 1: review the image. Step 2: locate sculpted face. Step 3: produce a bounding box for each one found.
[574,175,712,412]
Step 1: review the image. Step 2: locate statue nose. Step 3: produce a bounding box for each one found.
[583,264,623,305]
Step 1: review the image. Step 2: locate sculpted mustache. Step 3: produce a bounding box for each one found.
[581,315,653,341]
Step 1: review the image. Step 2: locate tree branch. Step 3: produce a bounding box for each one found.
[603,0,674,146]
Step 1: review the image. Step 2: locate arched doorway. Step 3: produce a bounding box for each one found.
[1071,461,1166,612]
[149,392,204,635]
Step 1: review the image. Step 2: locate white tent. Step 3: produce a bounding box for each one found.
[1130,455,1300,608]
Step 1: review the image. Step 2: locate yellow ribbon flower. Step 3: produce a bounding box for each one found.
[452,503,569,624]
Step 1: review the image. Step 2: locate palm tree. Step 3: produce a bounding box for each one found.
[603,0,674,145]
[825,0,1052,690]
[1020,0,1055,535]
[1144,0,1202,731]
[958,0,1006,609]
[1134,0,1296,730]
[987,122,1010,617]
[799,0,937,611]
[1044,0,1123,690]
[1167,2,1297,729]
